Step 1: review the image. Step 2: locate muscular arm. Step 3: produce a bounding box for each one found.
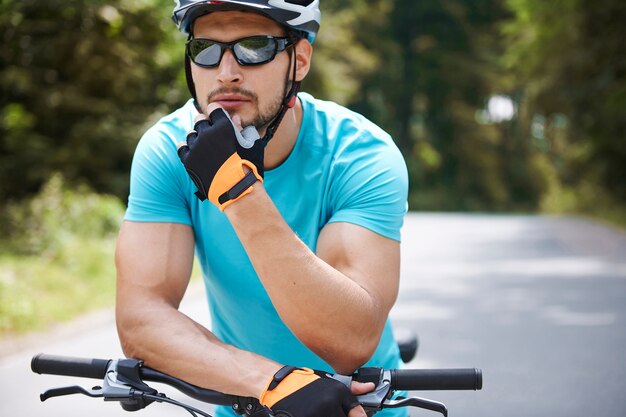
[115,221,281,397]
[225,184,401,374]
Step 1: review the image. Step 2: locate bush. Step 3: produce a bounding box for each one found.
[1,174,124,256]
[0,175,125,336]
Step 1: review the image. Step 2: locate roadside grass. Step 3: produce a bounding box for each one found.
[0,174,202,339]
[0,236,117,337]
[0,174,122,339]
[540,181,626,231]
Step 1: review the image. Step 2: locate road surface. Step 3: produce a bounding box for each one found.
[1,213,625,417]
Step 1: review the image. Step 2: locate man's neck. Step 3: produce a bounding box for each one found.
[263,98,303,170]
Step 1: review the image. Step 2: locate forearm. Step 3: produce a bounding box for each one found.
[115,221,280,398]
[225,184,390,372]
[116,299,280,398]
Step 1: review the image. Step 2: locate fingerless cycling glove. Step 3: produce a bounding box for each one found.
[259,366,360,417]
[177,108,263,210]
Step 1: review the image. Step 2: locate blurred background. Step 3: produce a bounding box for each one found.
[1,0,625,402]
[1,1,626,416]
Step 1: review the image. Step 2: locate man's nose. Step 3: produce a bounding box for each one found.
[216,49,243,85]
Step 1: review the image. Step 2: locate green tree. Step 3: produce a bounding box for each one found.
[302,0,384,105]
[0,0,186,203]
[503,0,626,207]
[310,0,534,210]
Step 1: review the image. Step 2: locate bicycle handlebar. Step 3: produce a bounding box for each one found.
[32,354,235,406]
[390,368,482,391]
[32,354,111,380]
[32,353,481,392]
[32,353,482,417]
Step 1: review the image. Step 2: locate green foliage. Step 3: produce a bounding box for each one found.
[0,0,186,202]
[305,0,625,216]
[302,0,388,104]
[0,236,118,336]
[308,0,538,211]
[1,0,624,221]
[503,0,626,207]
[0,174,124,336]
[1,174,124,256]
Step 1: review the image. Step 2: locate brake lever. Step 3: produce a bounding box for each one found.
[383,396,448,417]
[38,371,137,404]
[39,358,158,413]
[40,385,103,401]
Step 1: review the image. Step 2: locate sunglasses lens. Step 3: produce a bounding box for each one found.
[188,37,285,67]
[234,37,277,65]
[189,40,222,67]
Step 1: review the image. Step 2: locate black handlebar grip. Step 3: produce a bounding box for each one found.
[391,368,482,391]
[31,354,111,380]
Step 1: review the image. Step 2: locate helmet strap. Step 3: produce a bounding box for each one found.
[184,36,203,113]
[259,42,300,148]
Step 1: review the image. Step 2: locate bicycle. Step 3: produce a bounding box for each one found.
[31,351,482,417]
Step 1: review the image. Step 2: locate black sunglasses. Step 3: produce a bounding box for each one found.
[186,35,293,68]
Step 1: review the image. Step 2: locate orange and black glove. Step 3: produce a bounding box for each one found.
[177,108,263,211]
[259,366,361,417]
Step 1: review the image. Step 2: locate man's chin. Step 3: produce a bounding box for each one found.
[240,117,269,135]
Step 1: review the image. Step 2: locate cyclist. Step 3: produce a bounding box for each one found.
[115,1,408,416]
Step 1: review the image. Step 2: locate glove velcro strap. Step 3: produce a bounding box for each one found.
[218,170,257,205]
[259,367,319,408]
[268,365,302,391]
[209,156,262,211]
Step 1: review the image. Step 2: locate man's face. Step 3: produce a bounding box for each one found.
[191,11,291,131]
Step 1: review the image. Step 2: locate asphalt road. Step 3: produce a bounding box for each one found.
[1,213,625,417]
[395,214,626,417]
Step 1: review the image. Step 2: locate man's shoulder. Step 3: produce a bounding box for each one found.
[298,93,395,150]
[299,92,370,126]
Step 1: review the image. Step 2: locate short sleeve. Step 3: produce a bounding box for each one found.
[327,126,409,242]
[124,124,194,225]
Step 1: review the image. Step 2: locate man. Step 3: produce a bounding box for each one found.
[115,1,408,416]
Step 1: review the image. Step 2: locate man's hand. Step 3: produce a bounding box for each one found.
[177,107,263,210]
[259,367,372,417]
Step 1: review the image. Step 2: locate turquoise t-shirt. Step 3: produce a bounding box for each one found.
[125,93,409,416]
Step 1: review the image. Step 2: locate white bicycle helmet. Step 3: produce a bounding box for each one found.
[172,0,321,43]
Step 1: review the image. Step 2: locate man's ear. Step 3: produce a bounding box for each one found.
[294,38,313,82]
